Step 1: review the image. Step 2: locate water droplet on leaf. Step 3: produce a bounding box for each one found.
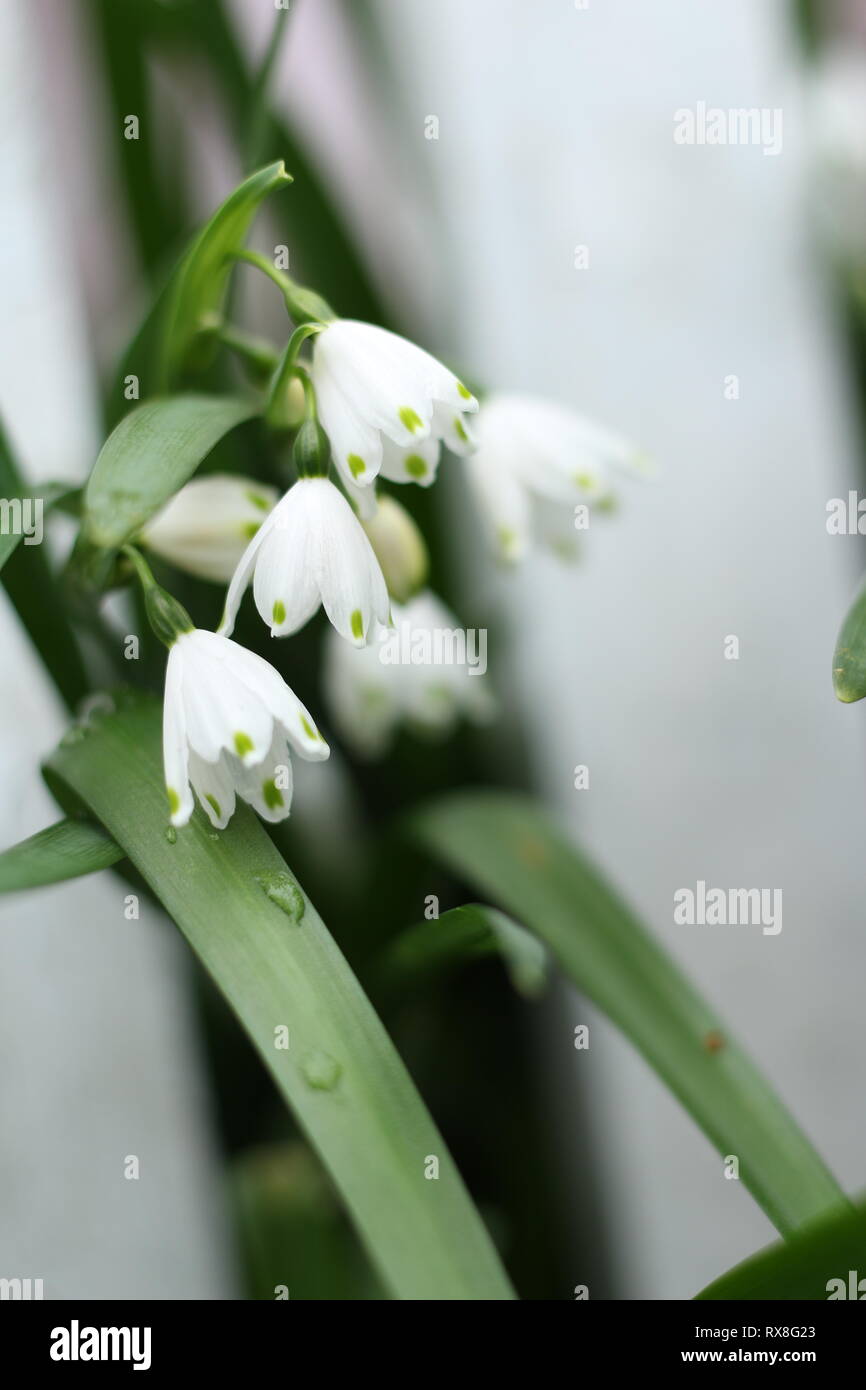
[300,1051,342,1091]
[256,871,305,923]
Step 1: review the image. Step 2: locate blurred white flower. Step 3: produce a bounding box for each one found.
[466,392,647,561]
[809,46,866,263]
[325,589,494,757]
[220,476,390,646]
[310,319,478,495]
[361,495,428,604]
[163,628,328,829]
[140,474,278,583]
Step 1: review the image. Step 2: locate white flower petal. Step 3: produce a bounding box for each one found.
[210,636,330,762]
[378,433,441,488]
[251,490,321,638]
[234,733,294,822]
[142,474,278,583]
[179,630,274,766]
[312,478,390,645]
[324,625,399,758]
[188,749,236,829]
[163,643,193,826]
[312,352,383,490]
[218,507,273,636]
[465,450,531,562]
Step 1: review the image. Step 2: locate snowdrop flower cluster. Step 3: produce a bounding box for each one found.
[132,302,643,821]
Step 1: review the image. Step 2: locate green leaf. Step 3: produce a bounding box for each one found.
[0,424,89,708]
[82,394,256,550]
[376,903,548,1000]
[159,160,292,386]
[0,818,123,893]
[696,1200,866,1300]
[833,574,866,702]
[46,698,514,1302]
[412,791,848,1238]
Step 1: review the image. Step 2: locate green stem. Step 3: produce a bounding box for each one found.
[229,249,335,325]
[122,545,193,648]
[265,324,325,427]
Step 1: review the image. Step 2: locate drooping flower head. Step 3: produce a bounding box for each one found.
[325,589,494,757]
[220,476,390,647]
[164,628,329,828]
[310,320,479,496]
[467,392,649,561]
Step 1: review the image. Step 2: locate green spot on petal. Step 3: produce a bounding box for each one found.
[205,794,221,819]
[574,471,598,491]
[456,380,472,400]
[263,779,284,810]
[405,453,428,479]
[234,731,254,758]
[245,490,271,512]
[272,599,286,625]
[241,520,261,539]
[348,453,366,478]
[350,609,364,640]
[167,787,180,816]
[300,715,320,741]
[398,406,424,434]
[453,417,468,443]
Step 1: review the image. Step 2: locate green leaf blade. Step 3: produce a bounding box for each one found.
[412,791,848,1238]
[377,903,548,1000]
[0,819,123,893]
[696,1200,866,1300]
[82,394,256,550]
[160,159,292,385]
[46,699,514,1302]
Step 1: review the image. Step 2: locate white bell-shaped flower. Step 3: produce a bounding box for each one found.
[324,589,494,757]
[220,476,390,646]
[140,473,278,582]
[310,320,478,495]
[163,628,329,829]
[467,392,647,560]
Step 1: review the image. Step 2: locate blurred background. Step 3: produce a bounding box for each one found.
[1,0,866,1300]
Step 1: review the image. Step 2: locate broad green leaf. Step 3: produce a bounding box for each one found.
[376,903,548,1000]
[697,1200,866,1300]
[0,819,123,893]
[412,791,848,1237]
[0,424,89,708]
[833,574,866,702]
[159,160,292,385]
[82,394,256,550]
[46,698,514,1302]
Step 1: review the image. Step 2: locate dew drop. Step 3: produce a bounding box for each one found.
[256,872,305,923]
[301,1050,342,1091]
[164,826,177,845]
